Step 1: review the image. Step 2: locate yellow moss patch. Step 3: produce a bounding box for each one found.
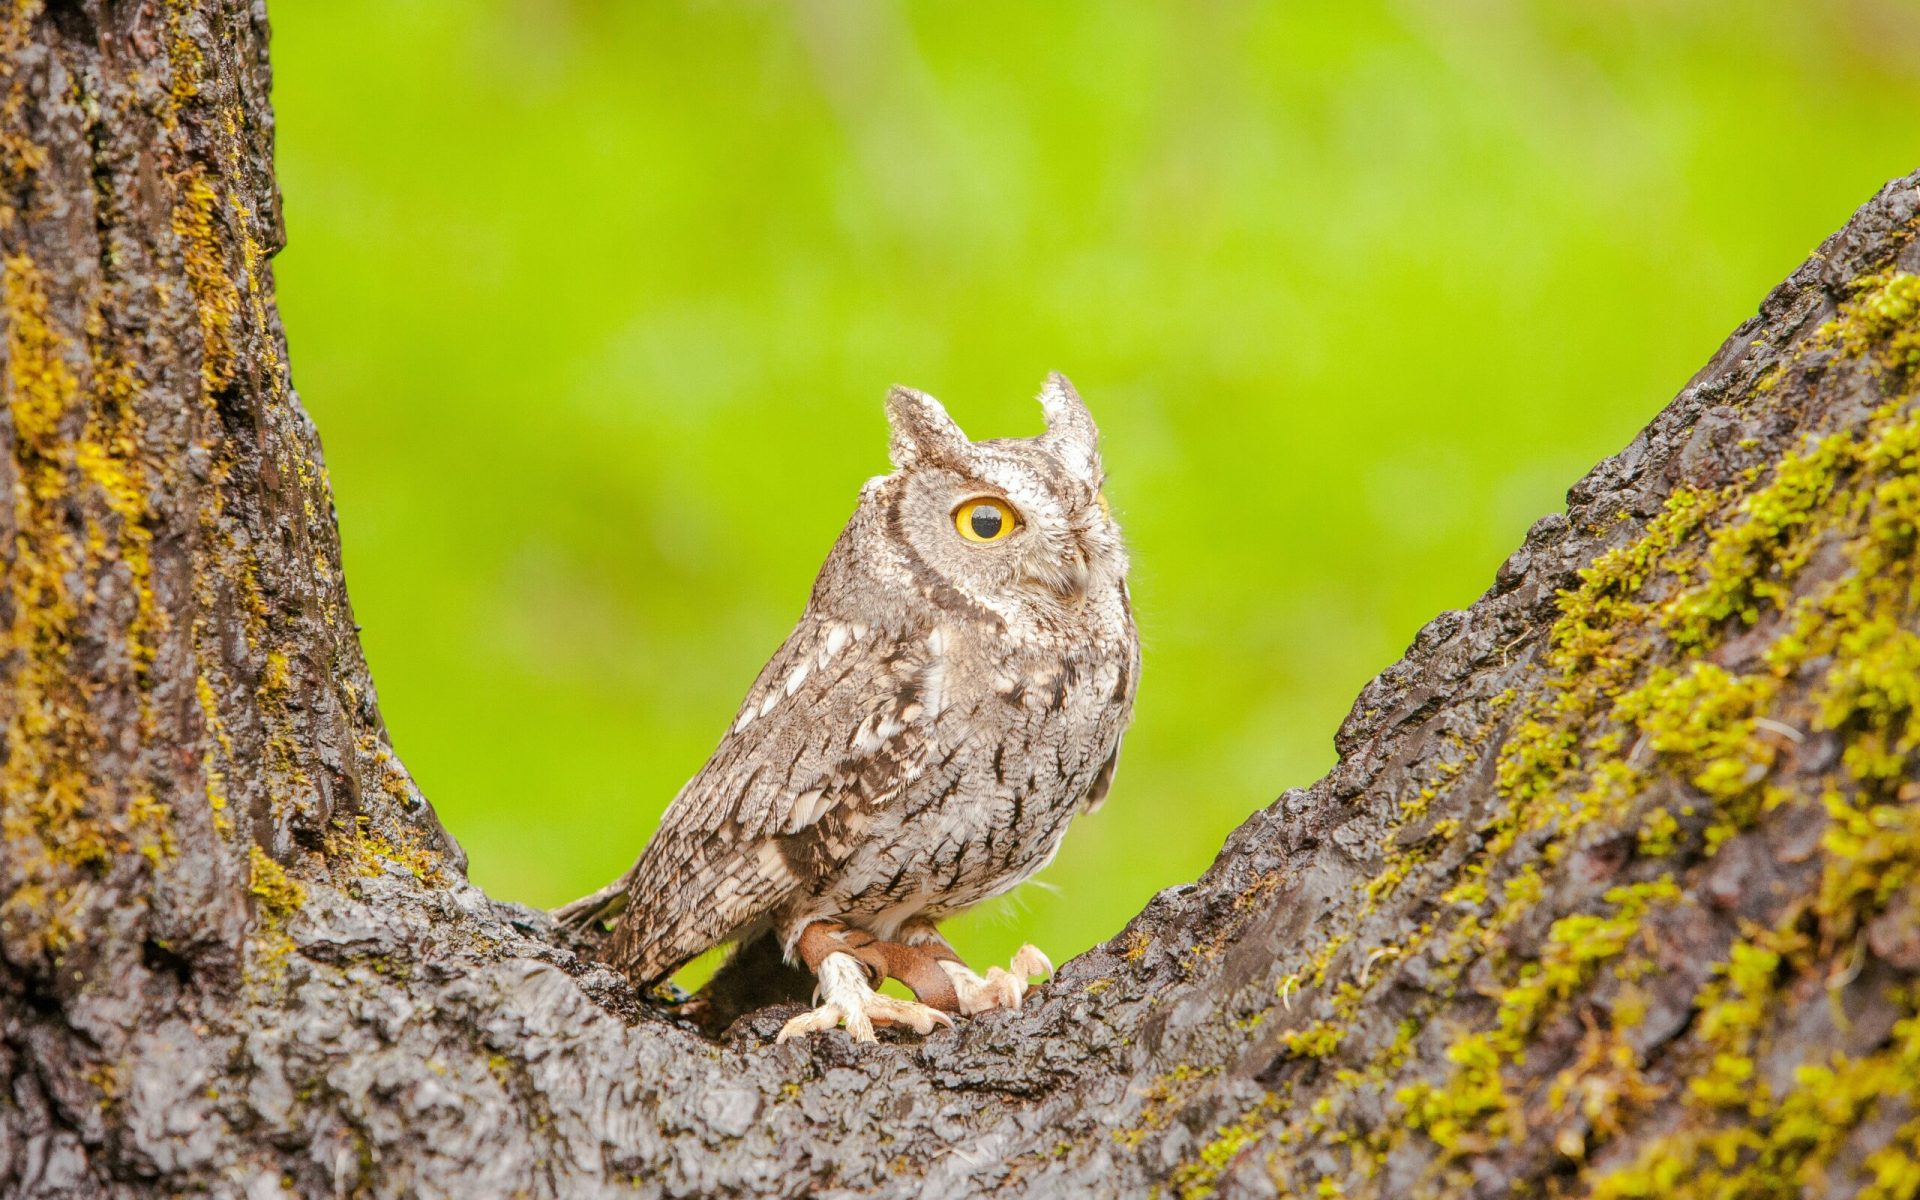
[325,814,444,887]
[1820,272,1920,378]
[1547,1020,1666,1159]
[0,255,112,947]
[246,844,305,922]
[1281,1019,1348,1061]
[170,172,237,396]
[1685,939,1785,1112]
[1111,1065,1218,1152]
[1168,1093,1284,1200]
[1590,993,1920,1199]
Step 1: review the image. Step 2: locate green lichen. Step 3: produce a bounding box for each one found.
[1820,272,1920,379]
[1591,994,1920,1199]
[1111,1065,1218,1152]
[1168,1094,1282,1200]
[1663,434,1851,648]
[325,814,444,887]
[246,844,305,922]
[1281,1020,1348,1061]
[171,171,236,396]
[1685,939,1785,1112]
[1399,880,1680,1154]
[1373,273,1920,1185]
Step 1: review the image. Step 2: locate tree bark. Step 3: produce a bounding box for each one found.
[4,4,1920,1198]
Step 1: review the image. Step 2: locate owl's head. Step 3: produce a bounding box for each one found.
[862,373,1127,622]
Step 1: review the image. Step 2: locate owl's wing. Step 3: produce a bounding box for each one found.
[608,615,937,985]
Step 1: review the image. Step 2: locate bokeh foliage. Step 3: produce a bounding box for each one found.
[270,0,1920,973]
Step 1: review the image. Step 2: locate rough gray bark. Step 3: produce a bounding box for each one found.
[4,4,1920,1198]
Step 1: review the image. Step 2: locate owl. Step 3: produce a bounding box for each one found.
[558,374,1138,1043]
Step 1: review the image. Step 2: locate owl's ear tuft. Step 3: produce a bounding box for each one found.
[1038,372,1100,476]
[885,386,969,469]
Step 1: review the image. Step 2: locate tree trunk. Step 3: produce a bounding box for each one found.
[4,5,1919,1197]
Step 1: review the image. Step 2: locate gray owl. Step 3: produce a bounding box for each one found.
[558,374,1138,1043]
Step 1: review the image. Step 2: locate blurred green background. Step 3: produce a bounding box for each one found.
[270,1,1920,977]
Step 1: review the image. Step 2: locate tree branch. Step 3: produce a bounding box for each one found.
[3,4,1919,1197]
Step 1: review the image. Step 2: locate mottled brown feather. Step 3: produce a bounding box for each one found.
[608,611,936,984]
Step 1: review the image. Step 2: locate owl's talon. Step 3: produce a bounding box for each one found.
[938,944,1056,1016]
[1011,943,1054,980]
[775,951,953,1045]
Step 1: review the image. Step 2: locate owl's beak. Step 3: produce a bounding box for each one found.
[1059,558,1091,603]
[1031,541,1092,604]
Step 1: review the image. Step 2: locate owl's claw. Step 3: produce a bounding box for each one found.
[938,943,1055,1016]
[775,951,954,1045]
[1011,943,1055,980]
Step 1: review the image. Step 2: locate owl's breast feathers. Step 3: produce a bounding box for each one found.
[610,584,1137,985]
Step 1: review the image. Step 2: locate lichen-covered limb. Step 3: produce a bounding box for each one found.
[4,2,1920,1197]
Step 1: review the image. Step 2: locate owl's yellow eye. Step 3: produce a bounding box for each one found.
[954,497,1018,544]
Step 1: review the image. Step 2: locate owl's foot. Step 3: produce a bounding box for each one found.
[936,944,1055,1016]
[775,951,955,1044]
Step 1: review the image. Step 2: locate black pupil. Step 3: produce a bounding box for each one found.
[970,505,1004,539]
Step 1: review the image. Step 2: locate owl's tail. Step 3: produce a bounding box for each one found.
[549,875,631,936]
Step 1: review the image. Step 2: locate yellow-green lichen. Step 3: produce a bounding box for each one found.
[245,844,306,981]
[1819,272,1920,379]
[1111,1065,1218,1152]
[246,844,305,922]
[325,814,443,887]
[170,172,236,396]
[1167,1094,1283,1200]
[0,255,112,959]
[1684,938,1785,1112]
[1280,1020,1348,1061]
[1213,242,1920,1195]
[1591,992,1920,1199]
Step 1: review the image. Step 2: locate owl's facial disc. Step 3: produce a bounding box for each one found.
[870,379,1126,623]
[944,490,1090,600]
[934,461,1114,606]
